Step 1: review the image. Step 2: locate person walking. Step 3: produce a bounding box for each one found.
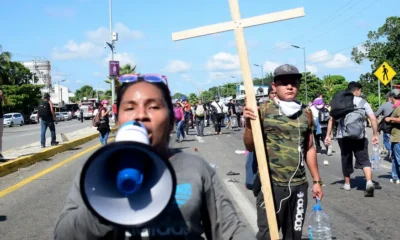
[0,88,7,159]
[98,100,111,145]
[376,93,394,158]
[194,99,206,136]
[37,93,58,148]
[211,96,224,135]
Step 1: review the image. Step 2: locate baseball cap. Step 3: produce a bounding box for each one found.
[273,64,302,81]
[390,89,400,99]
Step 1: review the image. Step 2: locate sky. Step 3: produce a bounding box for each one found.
[0,0,396,95]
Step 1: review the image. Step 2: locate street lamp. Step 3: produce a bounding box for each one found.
[56,79,66,113]
[105,0,118,106]
[253,64,264,86]
[231,76,240,97]
[291,45,308,103]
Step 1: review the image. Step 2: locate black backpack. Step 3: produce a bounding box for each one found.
[37,101,51,118]
[318,107,330,124]
[330,90,355,119]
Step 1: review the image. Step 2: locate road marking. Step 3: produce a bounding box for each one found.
[0,143,101,198]
[195,135,205,143]
[223,178,258,234]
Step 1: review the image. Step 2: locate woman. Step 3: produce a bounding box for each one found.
[194,99,206,136]
[173,101,186,142]
[98,100,111,145]
[54,74,254,240]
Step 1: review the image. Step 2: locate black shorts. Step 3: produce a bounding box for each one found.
[338,138,371,176]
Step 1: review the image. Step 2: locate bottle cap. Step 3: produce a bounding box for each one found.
[313,204,322,211]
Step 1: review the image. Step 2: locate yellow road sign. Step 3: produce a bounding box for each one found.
[374,61,397,86]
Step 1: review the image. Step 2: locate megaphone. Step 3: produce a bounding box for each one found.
[80,120,177,227]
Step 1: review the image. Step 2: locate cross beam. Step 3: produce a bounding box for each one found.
[172,1,305,239]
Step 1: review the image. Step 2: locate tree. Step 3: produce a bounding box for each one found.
[322,75,348,101]
[297,72,324,103]
[0,45,11,84]
[199,90,214,103]
[352,16,400,85]
[2,84,43,116]
[188,93,198,105]
[75,85,95,101]
[172,92,187,100]
[252,72,274,86]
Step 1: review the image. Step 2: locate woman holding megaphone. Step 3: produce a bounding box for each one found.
[54,74,255,240]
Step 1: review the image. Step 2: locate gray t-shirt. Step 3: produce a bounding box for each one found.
[54,151,255,240]
[337,96,374,139]
[375,101,394,117]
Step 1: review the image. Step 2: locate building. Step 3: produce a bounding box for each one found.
[20,60,51,87]
[50,84,71,108]
[235,85,269,100]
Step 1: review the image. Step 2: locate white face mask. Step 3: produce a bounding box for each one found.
[276,99,302,117]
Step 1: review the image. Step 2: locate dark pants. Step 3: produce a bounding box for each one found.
[196,116,204,136]
[313,127,328,152]
[256,183,309,240]
[80,114,83,122]
[236,113,241,127]
[338,138,371,177]
[214,113,224,133]
[184,113,190,135]
[40,119,56,147]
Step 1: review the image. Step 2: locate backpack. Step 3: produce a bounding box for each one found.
[196,105,205,117]
[330,90,355,119]
[378,110,395,134]
[341,99,367,139]
[92,107,103,127]
[37,101,51,118]
[318,107,330,124]
[173,107,183,121]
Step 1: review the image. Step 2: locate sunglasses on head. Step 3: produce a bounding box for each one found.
[118,74,168,86]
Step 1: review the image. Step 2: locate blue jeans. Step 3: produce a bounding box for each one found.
[100,131,109,145]
[40,119,56,147]
[391,142,400,180]
[383,133,391,152]
[176,120,185,140]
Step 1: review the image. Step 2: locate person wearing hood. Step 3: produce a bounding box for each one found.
[310,98,332,155]
[243,64,323,240]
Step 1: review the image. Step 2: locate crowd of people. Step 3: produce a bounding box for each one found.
[51,64,400,239]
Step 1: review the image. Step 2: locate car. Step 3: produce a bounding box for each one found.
[55,112,65,122]
[61,112,72,121]
[30,110,38,124]
[3,112,24,127]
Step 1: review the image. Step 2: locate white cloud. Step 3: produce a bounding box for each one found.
[324,53,353,69]
[92,72,101,76]
[52,40,103,60]
[103,52,136,67]
[85,22,143,43]
[263,61,281,73]
[306,65,318,73]
[163,60,191,73]
[179,73,191,82]
[275,42,291,49]
[308,50,330,63]
[206,52,240,71]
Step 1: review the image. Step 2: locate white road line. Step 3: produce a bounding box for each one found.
[195,135,205,143]
[223,178,258,234]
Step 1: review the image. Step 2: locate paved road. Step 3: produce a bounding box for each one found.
[0,125,398,239]
[2,119,92,152]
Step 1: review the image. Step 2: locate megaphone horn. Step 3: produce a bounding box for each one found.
[80,121,177,227]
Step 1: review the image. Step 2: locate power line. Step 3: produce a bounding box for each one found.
[304,0,380,44]
[308,41,365,62]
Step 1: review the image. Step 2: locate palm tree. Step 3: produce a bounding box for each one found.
[0,45,12,84]
[104,64,137,85]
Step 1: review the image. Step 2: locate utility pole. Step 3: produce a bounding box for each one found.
[109,0,115,105]
[291,45,308,103]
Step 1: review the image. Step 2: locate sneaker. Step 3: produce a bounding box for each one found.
[364,182,375,197]
[341,184,351,191]
[0,153,3,159]
[327,147,332,156]
[51,141,59,146]
[390,179,400,184]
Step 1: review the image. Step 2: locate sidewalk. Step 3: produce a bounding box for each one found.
[0,126,117,177]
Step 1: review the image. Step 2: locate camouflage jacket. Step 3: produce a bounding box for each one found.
[261,101,312,186]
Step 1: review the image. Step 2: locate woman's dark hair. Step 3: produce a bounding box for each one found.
[116,80,175,125]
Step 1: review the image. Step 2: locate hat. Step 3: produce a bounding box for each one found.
[313,98,325,109]
[273,64,302,80]
[43,93,50,99]
[390,89,400,99]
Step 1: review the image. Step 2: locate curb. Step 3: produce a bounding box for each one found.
[0,128,118,177]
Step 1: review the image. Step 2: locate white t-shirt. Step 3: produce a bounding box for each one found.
[336,96,374,139]
[211,101,224,114]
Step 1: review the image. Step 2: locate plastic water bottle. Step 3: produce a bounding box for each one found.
[308,200,332,240]
[371,144,381,171]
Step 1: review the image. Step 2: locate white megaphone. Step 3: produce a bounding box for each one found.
[80,120,177,227]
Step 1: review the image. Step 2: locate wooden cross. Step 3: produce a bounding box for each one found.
[172,1,305,239]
